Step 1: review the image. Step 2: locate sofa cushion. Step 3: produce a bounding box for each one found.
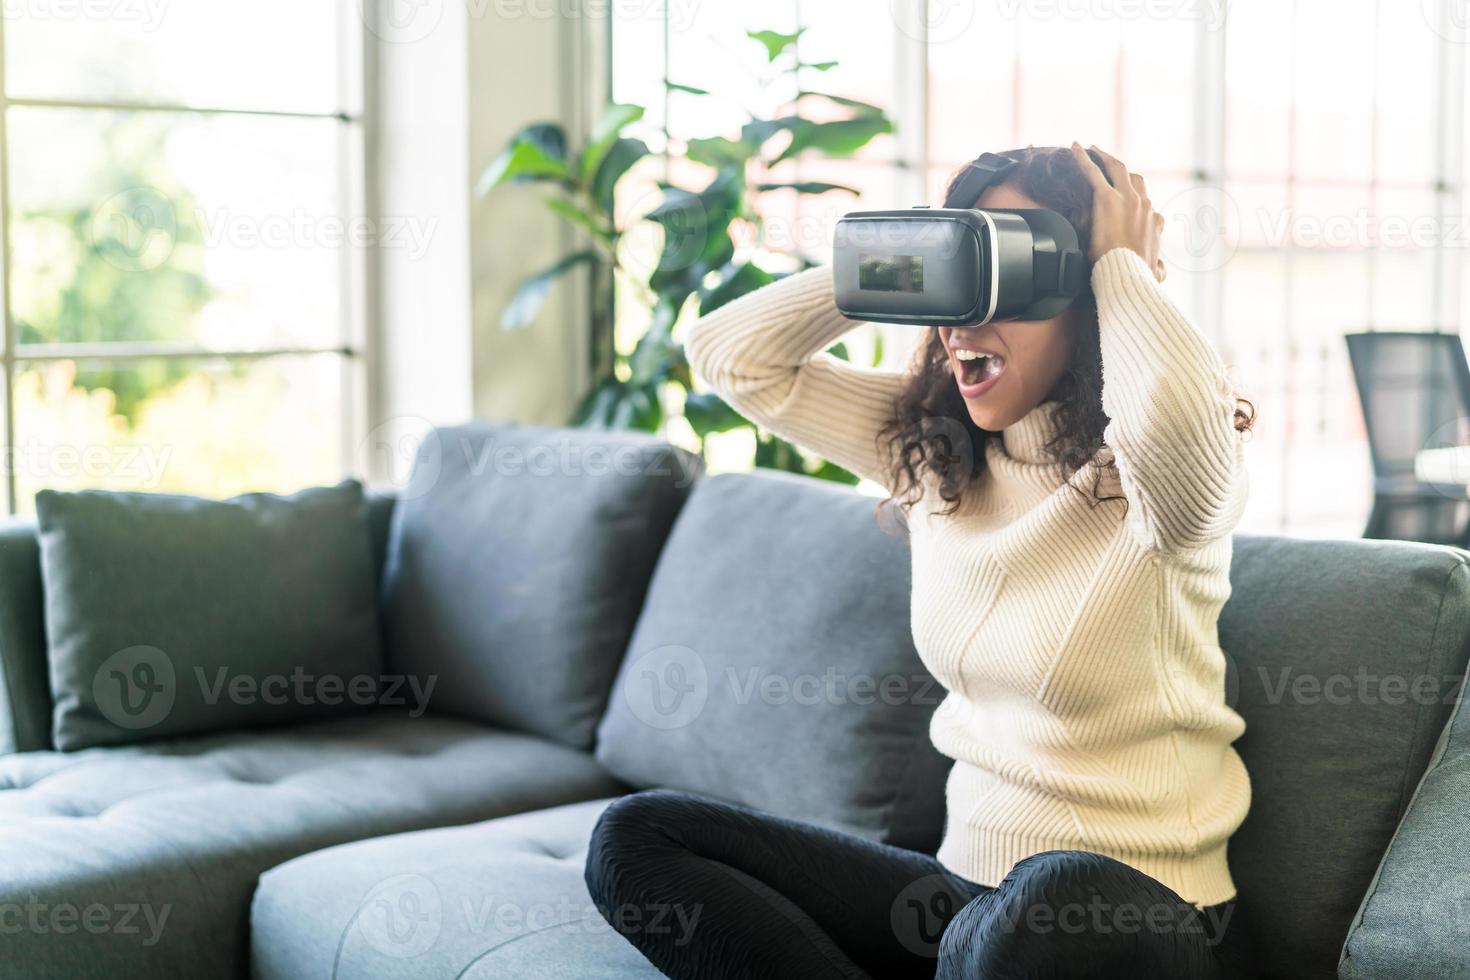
[381,422,700,750]
[594,470,952,852]
[0,712,627,980]
[1338,665,1470,977]
[1221,535,1470,980]
[251,797,659,980]
[0,518,48,754]
[37,481,384,750]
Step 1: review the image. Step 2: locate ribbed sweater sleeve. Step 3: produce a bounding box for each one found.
[682,266,907,487]
[1093,246,1248,553]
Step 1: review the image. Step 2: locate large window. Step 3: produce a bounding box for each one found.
[614,0,1467,537]
[1,0,365,511]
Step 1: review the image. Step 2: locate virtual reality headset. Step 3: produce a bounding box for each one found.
[832,150,1087,327]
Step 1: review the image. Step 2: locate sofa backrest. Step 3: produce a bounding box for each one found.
[0,491,399,755]
[0,518,48,754]
[594,469,954,851]
[1219,534,1470,980]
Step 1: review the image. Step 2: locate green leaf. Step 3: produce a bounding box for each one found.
[755,181,861,195]
[796,90,886,116]
[477,130,570,195]
[629,300,681,385]
[801,60,839,72]
[701,262,774,315]
[544,197,612,247]
[872,330,885,367]
[741,115,805,148]
[573,378,662,431]
[683,392,749,437]
[500,250,597,329]
[829,341,850,361]
[687,136,755,168]
[771,116,895,164]
[808,460,861,485]
[747,28,805,62]
[646,170,743,285]
[591,136,648,214]
[579,103,645,184]
[665,80,710,96]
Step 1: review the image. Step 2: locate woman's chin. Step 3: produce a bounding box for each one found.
[961,395,1024,433]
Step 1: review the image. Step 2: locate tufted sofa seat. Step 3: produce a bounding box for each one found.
[250,798,661,980]
[0,712,626,978]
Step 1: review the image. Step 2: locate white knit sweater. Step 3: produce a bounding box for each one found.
[683,246,1251,906]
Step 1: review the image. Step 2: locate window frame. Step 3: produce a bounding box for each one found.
[0,1,373,513]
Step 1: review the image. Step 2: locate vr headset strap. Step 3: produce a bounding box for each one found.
[943,151,1021,208]
[1035,247,1087,298]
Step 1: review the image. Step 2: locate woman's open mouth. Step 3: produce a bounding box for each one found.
[952,347,1006,398]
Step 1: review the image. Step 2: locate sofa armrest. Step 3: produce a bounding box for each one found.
[1339,678,1470,977]
[0,518,50,753]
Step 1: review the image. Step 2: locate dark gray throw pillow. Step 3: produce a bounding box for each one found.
[380,422,701,750]
[37,481,383,750]
[595,469,954,852]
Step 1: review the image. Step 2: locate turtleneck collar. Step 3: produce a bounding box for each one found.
[998,400,1063,465]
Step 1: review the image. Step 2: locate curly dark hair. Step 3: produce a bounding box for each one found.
[877,144,1255,517]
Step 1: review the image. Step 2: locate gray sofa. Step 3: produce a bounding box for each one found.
[1,422,1468,980]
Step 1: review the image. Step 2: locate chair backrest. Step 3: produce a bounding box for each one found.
[1345,331,1470,482]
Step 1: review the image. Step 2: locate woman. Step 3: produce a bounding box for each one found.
[584,143,1258,979]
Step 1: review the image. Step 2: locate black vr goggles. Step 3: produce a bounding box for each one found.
[832,150,1087,327]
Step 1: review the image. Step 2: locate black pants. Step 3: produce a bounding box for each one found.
[584,789,1259,980]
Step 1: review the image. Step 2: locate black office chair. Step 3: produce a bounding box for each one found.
[1345,331,1470,546]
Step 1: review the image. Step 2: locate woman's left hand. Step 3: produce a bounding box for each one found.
[1070,142,1167,283]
